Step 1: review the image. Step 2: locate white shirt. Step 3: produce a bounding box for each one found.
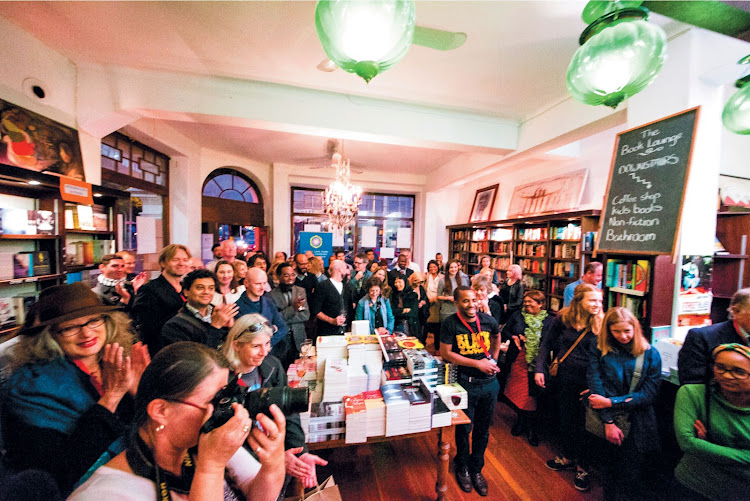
[330,277,344,295]
[407,261,421,273]
[69,447,261,500]
[211,285,246,306]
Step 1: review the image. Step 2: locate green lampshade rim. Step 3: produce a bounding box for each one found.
[579,7,649,45]
[735,74,750,89]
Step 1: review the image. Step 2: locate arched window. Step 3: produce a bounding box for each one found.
[202,168,260,204]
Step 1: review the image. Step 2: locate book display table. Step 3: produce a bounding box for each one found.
[297,410,470,501]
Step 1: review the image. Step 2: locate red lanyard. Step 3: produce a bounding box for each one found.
[457,312,490,358]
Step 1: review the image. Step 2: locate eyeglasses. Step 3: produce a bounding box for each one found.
[413,281,425,285]
[714,362,750,380]
[165,398,210,412]
[54,317,106,337]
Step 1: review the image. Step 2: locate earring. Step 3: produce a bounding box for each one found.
[155,424,165,432]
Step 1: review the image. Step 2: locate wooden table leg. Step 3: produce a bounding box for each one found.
[436,428,450,501]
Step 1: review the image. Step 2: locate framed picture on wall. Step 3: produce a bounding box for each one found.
[469,184,499,223]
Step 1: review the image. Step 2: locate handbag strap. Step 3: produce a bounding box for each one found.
[557,329,589,365]
[628,353,645,393]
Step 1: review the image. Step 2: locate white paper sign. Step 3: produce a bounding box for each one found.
[201,234,214,261]
[380,247,395,259]
[361,226,377,248]
[332,228,344,247]
[136,216,157,254]
[304,224,322,232]
[396,227,411,249]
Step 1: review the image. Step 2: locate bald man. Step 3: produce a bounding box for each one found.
[311,260,353,337]
[235,267,289,358]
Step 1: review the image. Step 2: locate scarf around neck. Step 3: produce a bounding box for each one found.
[521,310,548,366]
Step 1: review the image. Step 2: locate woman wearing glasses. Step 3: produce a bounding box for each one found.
[70,341,286,500]
[3,283,150,494]
[222,314,327,492]
[673,343,750,500]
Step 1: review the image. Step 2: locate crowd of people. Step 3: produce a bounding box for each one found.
[0,240,748,501]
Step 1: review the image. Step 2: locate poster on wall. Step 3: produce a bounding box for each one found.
[678,255,713,328]
[506,169,588,218]
[299,231,332,267]
[0,98,85,180]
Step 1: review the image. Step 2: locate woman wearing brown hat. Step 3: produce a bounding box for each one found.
[2,282,149,494]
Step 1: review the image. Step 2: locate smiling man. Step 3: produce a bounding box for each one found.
[91,254,132,309]
[160,269,237,350]
[440,286,501,497]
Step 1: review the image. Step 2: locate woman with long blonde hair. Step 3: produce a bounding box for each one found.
[535,282,603,492]
[586,307,662,500]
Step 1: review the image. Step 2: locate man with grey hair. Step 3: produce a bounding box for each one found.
[678,288,750,384]
[206,239,237,272]
[311,259,352,337]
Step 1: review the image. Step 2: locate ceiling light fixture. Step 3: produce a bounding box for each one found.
[27,180,41,185]
[324,152,362,229]
[315,0,416,83]
[722,55,750,135]
[566,1,667,109]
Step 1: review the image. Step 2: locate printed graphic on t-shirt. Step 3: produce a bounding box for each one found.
[456,331,491,356]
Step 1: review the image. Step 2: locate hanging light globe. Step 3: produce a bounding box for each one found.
[722,56,750,135]
[315,0,416,83]
[567,6,667,109]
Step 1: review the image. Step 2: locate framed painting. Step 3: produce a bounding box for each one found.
[507,169,588,218]
[0,98,85,180]
[469,184,498,223]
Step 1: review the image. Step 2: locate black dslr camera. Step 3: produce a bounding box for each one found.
[201,374,310,433]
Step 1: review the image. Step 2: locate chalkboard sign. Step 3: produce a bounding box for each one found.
[596,107,700,256]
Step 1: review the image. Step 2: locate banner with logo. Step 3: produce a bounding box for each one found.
[299,231,333,267]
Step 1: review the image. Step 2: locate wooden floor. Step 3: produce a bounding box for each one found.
[309,334,606,501]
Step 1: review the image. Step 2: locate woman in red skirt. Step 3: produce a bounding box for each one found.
[500,289,555,446]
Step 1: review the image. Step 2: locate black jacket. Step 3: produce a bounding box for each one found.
[131,274,185,355]
[294,272,318,299]
[310,278,353,336]
[678,320,746,385]
[160,305,225,350]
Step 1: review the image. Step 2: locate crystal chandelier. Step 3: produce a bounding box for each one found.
[324,152,362,229]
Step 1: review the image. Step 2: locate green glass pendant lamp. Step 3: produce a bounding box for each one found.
[567,1,667,108]
[315,0,416,83]
[722,55,750,135]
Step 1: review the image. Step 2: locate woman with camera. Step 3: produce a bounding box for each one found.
[69,341,286,500]
[3,283,149,494]
[223,314,327,491]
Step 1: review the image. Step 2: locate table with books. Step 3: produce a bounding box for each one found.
[288,328,472,501]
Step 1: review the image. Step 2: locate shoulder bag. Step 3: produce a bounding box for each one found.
[547,329,588,377]
[585,353,645,440]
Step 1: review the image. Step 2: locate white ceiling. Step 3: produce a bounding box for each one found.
[0,1,683,175]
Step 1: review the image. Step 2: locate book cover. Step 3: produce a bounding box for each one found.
[35,210,56,234]
[93,212,108,231]
[0,252,14,279]
[76,205,95,230]
[32,251,51,276]
[0,297,15,327]
[13,253,32,277]
[1,208,34,235]
[634,260,650,292]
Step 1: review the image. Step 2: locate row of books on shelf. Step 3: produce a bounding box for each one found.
[493,257,510,270]
[608,291,647,318]
[605,259,649,292]
[64,205,109,231]
[0,208,55,235]
[489,241,510,254]
[517,227,548,241]
[518,258,546,274]
[468,241,488,253]
[552,242,580,259]
[0,293,36,329]
[472,229,486,241]
[516,242,546,257]
[550,223,581,240]
[552,261,578,278]
[583,231,598,251]
[65,240,116,266]
[489,228,513,241]
[523,274,545,290]
[1,251,52,279]
[452,242,469,252]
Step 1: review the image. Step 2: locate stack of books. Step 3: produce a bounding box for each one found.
[346,334,381,367]
[286,358,318,388]
[343,394,368,444]
[316,335,348,379]
[381,366,412,386]
[435,360,459,385]
[362,389,386,438]
[378,335,408,370]
[322,358,349,402]
[404,382,433,433]
[382,384,411,437]
[404,349,438,390]
[432,398,452,428]
[347,363,368,396]
[364,362,382,391]
[306,401,345,443]
[0,209,56,235]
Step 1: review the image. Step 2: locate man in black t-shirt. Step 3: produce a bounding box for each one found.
[440,286,501,497]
